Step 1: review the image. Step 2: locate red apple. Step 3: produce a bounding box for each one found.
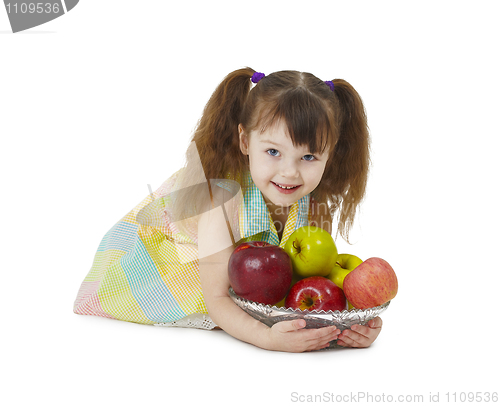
[343,257,398,309]
[228,241,293,305]
[285,276,347,312]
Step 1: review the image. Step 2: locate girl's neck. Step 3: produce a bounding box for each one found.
[263,196,290,219]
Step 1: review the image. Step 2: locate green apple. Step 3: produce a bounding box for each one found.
[327,253,363,289]
[284,226,338,278]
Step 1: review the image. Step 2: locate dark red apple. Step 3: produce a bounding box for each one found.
[228,241,293,305]
[343,257,398,309]
[285,276,347,312]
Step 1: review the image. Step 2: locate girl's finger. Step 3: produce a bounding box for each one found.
[337,332,360,347]
[336,339,348,347]
[350,324,372,338]
[338,329,370,347]
[291,326,338,352]
[368,317,383,329]
[303,326,339,343]
[275,319,306,333]
[336,332,356,346]
[308,332,338,351]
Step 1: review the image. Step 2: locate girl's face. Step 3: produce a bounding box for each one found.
[239,121,330,212]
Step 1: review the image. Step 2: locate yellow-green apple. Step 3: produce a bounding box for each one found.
[327,253,363,289]
[343,257,398,309]
[228,241,292,305]
[284,226,338,278]
[285,276,347,312]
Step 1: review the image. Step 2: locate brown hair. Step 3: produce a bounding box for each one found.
[174,67,370,242]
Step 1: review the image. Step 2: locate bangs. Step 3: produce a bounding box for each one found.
[256,88,336,155]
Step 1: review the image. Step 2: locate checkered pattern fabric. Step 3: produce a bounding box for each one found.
[73,169,313,325]
[237,171,310,248]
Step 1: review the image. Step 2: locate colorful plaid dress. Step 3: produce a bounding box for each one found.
[73,169,313,329]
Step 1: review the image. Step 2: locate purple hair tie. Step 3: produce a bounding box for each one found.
[324,80,335,91]
[251,72,265,83]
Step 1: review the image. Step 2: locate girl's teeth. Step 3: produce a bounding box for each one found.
[275,183,297,189]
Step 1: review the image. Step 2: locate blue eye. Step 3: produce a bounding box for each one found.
[267,149,280,157]
[303,154,316,161]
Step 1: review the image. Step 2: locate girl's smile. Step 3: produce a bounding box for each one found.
[238,121,330,213]
[271,181,302,194]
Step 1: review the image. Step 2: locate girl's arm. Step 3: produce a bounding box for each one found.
[198,201,340,352]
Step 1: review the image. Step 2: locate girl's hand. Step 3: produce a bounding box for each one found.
[336,317,383,348]
[267,319,340,352]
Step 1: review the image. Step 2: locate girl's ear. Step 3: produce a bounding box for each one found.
[238,124,249,155]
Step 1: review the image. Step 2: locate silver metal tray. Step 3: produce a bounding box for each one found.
[229,288,390,349]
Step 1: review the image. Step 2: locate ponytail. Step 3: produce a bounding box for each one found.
[313,79,370,242]
[191,67,256,182]
[168,68,255,233]
[321,79,370,241]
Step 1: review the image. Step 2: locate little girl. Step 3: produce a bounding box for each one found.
[74,67,382,352]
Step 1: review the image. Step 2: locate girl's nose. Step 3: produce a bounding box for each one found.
[280,159,299,179]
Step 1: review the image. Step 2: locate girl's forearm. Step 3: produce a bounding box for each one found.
[207,295,274,350]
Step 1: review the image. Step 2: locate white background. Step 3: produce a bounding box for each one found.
[2,1,499,405]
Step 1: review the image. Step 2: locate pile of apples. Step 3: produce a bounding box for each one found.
[228,226,398,311]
